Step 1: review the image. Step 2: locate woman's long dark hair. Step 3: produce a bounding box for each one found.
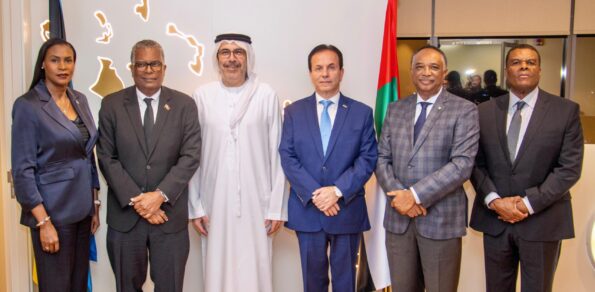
[445,71,463,90]
[29,38,77,90]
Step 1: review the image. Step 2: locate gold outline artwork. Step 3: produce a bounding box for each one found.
[89,57,125,99]
[283,99,293,109]
[282,99,293,118]
[166,23,205,76]
[40,20,50,41]
[94,11,114,44]
[134,0,150,22]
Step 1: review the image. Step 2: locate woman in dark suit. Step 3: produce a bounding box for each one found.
[11,38,100,292]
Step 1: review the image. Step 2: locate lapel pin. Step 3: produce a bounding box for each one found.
[342,104,348,109]
[75,100,80,105]
[438,106,443,110]
[164,104,171,111]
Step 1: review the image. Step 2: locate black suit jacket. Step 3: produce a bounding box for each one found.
[97,86,201,233]
[470,89,583,241]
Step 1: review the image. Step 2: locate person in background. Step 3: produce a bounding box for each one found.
[466,74,483,94]
[11,38,101,292]
[445,70,469,99]
[470,69,509,104]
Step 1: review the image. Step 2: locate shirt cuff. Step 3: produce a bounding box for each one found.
[522,197,535,215]
[157,189,169,203]
[334,186,343,198]
[409,187,421,204]
[484,192,501,208]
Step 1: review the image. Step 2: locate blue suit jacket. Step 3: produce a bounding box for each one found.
[279,93,377,234]
[12,81,99,228]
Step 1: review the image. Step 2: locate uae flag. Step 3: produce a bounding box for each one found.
[374,0,400,135]
[363,0,399,290]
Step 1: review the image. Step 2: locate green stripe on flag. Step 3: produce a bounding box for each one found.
[374,78,398,137]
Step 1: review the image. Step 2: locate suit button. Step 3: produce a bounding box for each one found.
[408,165,413,169]
[141,187,146,192]
[146,165,151,170]
[322,166,327,171]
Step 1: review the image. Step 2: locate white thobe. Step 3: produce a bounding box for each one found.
[189,80,288,292]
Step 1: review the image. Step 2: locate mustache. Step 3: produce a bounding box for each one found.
[222,61,241,69]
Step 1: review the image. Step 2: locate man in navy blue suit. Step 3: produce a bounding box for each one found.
[279,44,377,292]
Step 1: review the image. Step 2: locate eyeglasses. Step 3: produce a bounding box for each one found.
[134,61,163,71]
[217,49,246,59]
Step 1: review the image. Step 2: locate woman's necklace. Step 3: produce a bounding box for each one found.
[55,96,71,114]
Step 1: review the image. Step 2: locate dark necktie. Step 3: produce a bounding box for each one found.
[507,101,526,161]
[143,98,154,146]
[414,102,432,143]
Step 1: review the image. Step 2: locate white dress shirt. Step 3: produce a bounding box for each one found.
[315,92,340,127]
[484,87,539,214]
[135,87,169,201]
[137,87,161,125]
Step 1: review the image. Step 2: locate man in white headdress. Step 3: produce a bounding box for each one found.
[188,33,287,292]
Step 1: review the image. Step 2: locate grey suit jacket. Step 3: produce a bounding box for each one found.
[470,90,583,241]
[376,90,479,240]
[97,86,201,233]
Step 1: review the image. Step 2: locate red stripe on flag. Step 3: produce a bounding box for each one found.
[376,0,399,96]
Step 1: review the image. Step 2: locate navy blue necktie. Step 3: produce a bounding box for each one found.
[320,100,333,154]
[414,102,432,143]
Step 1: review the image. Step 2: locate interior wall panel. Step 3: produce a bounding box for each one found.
[575,0,595,34]
[436,0,571,36]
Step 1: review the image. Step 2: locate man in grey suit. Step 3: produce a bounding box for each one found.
[376,45,479,292]
[97,39,201,292]
[470,44,583,292]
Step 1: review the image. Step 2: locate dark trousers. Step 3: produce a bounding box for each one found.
[386,223,462,292]
[107,219,189,292]
[484,226,561,292]
[296,230,360,292]
[31,216,92,292]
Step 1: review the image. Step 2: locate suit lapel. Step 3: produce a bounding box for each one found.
[36,84,85,151]
[410,92,446,158]
[324,94,350,162]
[495,95,512,165]
[147,88,171,158]
[305,95,325,160]
[68,88,97,153]
[402,97,416,152]
[513,90,549,169]
[124,87,149,156]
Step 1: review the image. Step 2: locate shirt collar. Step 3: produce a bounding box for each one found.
[416,87,442,104]
[509,87,538,111]
[136,87,161,104]
[316,92,341,105]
